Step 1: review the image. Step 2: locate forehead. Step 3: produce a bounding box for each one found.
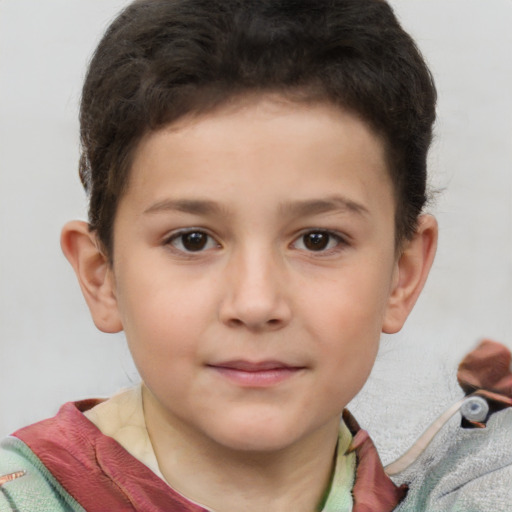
[120,96,393,223]
[135,96,388,175]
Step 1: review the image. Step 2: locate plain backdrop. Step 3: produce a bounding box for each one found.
[1,0,511,462]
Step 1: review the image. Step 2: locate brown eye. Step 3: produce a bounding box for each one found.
[292,230,343,252]
[182,232,208,251]
[169,230,218,252]
[303,232,330,251]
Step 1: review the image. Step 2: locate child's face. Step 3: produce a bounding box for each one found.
[109,96,400,452]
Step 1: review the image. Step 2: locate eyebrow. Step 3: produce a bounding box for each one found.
[143,195,369,218]
[144,198,225,216]
[279,196,370,218]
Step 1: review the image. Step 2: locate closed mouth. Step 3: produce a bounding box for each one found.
[207,360,304,372]
[206,360,306,387]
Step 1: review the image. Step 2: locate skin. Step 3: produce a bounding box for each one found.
[62,96,437,512]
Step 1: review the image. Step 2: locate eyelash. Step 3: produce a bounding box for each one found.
[291,229,347,255]
[163,229,348,255]
[164,229,220,253]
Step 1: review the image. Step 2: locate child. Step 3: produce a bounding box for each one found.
[0,0,510,511]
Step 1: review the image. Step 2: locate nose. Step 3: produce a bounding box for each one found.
[218,246,292,332]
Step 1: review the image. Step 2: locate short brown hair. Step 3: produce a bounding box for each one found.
[79,0,436,258]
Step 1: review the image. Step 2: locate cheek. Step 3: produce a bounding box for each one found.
[300,266,391,393]
[305,265,393,335]
[115,268,213,362]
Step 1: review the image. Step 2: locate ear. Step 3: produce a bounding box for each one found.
[60,220,123,333]
[382,214,438,334]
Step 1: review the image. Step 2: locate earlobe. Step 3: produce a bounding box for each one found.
[60,220,123,333]
[382,214,438,334]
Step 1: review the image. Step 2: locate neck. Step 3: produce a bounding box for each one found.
[142,387,341,512]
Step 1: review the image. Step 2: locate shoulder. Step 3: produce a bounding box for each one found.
[1,398,205,512]
[0,435,85,512]
[2,399,139,511]
[0,399,111,512]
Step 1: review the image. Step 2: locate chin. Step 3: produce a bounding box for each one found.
[204,417,301,454]
[217,434,295,454]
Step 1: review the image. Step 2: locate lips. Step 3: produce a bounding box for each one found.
[211,360,299,372]
[207,360,305,387]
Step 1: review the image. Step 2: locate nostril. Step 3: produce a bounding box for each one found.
[226,317,282,330]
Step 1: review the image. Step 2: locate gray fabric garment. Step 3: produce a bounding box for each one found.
[392,408,512,511]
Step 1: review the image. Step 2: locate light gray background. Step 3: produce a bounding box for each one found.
[1,0,511,462]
